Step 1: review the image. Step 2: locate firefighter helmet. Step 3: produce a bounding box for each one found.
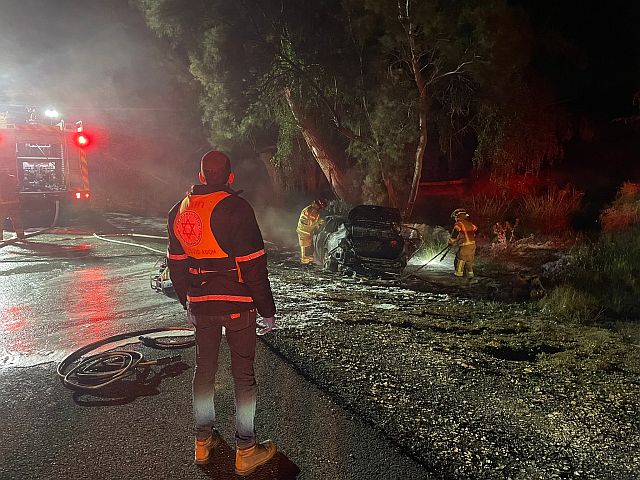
[451,208,468,219]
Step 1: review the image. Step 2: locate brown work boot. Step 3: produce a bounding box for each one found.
[235,440,277,476]
[194,433,221,465]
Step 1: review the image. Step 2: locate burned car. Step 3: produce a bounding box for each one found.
[313,204,422,276]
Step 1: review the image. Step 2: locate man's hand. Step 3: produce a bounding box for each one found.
[257,316,276,335]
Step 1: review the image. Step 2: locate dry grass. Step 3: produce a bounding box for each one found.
[540,285,602,324]
[544,226,640,319]
[600,182,640,232]
[469,194,513,235]
[519,185,583,234]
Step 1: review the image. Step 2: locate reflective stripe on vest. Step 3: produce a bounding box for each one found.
[455,220,476,246]
[173,191,231,259]
[187,294,254,303]
[236,249,265,262]
[297,206,320,236]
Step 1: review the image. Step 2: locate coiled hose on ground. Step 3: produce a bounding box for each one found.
[57,327,194,392]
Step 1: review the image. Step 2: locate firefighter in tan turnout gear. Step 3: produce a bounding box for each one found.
[448,208,478,278]
[296,198,327,264]
[0,171,24,240]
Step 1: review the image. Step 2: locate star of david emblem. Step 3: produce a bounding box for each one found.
[176,211,202,246]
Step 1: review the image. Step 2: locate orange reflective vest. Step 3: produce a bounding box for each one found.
[167,186,276,318]
[174,191,231,259]
[451,218,478,246]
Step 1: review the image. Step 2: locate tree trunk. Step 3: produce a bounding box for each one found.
[378,155,398,209]
[284,89,357,204]
[257,146,284,206]
[399,1,428,220]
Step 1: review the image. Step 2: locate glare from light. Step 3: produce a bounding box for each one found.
[44,109,59,118]
[75,134,89,146]
[407,248,452,271]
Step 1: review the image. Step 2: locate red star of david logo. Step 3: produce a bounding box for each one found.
[176,211,202,246]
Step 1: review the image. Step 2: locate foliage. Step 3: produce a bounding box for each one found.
[408,225,450,264]
[474,84,567,176]
[488,218,520,252]
[468,193,513,234]
[468,4,568,176]
[600,182,640,232]
[540,285,601,324]
[518,185,583,234]
[133,0,568,205]
[544,227,640,319]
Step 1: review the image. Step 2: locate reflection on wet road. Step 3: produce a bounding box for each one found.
[1,218,183,369]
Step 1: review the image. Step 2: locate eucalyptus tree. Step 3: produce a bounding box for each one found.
[134,0,564,217]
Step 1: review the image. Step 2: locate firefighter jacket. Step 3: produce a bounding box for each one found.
[167,184,276,318]
[296,204,323,238]
[449,218,478,246]
[0,173,20,207]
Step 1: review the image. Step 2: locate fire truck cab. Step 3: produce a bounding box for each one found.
[0,107,91,207]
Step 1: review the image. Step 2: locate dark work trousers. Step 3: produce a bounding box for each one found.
[189,309,257,448]
[0,203,24,239]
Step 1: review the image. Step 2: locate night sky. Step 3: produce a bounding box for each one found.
[517,0,640,117]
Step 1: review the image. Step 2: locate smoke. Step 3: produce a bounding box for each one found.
[255,205,300,249]
[0,0,207,215]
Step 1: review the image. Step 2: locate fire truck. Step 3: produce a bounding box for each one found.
[0,107,92,210]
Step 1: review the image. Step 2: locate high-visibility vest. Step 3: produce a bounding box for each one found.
[174,191,231,259]
[453,219,477,246]
[173,191,255,304]
[297,205,321,237]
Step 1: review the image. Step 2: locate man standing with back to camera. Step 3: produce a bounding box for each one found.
[166,150,277,475]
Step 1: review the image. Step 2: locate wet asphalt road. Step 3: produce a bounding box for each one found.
[0,217,431,480]
[0,344,429,480]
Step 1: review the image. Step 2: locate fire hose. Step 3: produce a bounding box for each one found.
[400,244,451,280]
[57,327,194,392]
[92,233,166,254]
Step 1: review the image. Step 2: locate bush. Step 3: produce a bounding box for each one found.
[600,182,640,232]
[469,194,513,235]
[518,185,583,234]
[545,226,640,319]
[540,285,601,323]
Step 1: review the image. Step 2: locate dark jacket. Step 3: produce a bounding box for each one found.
[0,173,20,205]
[167,184,276,318]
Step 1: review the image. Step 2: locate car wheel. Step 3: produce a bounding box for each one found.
[324,255,338,272]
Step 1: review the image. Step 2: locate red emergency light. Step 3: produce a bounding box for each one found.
[73,132,91,148]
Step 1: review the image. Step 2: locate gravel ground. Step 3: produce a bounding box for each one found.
[262,246,640,480]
